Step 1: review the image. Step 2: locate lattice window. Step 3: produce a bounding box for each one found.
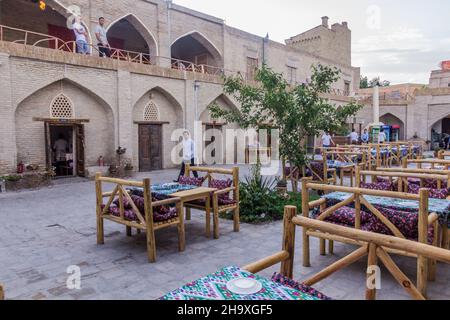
[143,101,159,121]
[50,94,74,119]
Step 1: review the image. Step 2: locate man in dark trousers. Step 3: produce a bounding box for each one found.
[177,130,198,181]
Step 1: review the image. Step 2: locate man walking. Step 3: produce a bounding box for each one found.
[177,131,198,181]
[349,129,359,144]
[361,129,369,144]
[321,131,334,149]
[95,17,111,57]
[73,16,89,55]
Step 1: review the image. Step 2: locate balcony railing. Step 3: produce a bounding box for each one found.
[0,24,223,76]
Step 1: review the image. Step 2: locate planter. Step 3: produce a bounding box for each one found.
[3,172,52,192]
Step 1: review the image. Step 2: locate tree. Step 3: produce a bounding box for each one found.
[360,75,390,89]
[209,64,363,173]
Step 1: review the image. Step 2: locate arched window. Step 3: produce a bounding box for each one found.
[143,101,159,121]
[50,94,74,119]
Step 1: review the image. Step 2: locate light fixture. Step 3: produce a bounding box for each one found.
[39,1,46,11]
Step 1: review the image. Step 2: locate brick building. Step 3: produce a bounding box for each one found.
[0,0,359,176]
[355,66,450,145]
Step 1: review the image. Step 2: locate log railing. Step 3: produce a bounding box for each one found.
[243,205,450,300]
[301,178,445,298]
[95,174,184,263]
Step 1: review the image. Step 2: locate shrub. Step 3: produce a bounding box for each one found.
[222,164,317,224]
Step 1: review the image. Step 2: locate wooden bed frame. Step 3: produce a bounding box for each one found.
[183,165,240,238]
[300,178,444,298]
[95,174,183,263]
[243,206,450,300]
[405,158,450,170]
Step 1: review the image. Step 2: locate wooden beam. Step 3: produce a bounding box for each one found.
[33,117,90,123]
[303,246,368,287]
[243,251,289,274]
[293,216,450,264]
[376,247,425,300]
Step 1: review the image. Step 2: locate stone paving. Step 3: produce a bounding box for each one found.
[0,165,449,300]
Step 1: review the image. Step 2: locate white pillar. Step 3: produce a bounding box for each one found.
[373,85,380,124]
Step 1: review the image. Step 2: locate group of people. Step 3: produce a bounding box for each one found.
[72,16,111,57]
[321,128,388,148]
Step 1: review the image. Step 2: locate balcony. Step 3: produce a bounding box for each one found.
[0,24,225,78]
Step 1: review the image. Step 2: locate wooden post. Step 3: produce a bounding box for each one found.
[144,178,156,263]
[177,201,186,252]
[428,220,439,282]
[366,243,378,300]
[0,284,4,300]
[205,193,211,238]
[355,165,362,229]
[301,178,311,267]
[280,206,297,279]
[320,202,326,256]
[213,193,219,239]
[95,173,104,245]
[443,225,449,250]
[184,163,192,221]
[417,188,429,297]
[233,167,240,232]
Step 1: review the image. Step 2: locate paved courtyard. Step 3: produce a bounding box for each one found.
[0,166,449,300]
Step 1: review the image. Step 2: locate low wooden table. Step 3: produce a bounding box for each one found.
[170,187,217,238]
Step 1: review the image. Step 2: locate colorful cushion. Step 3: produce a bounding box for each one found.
[360,182,393,191]
[179,176,205,187]
[271,273,332,300]
[104,194,178,223]
[407,184,449,199]
[209,178,233,203]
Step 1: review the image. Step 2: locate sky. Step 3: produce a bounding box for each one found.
[174,0,450,84]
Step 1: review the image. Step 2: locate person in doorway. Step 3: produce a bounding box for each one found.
[321,131,334,149]
[349,129,359,144]
[177,130,198,181]
[378,129,387,144]
[53,133,68,162]
[73,16,89,55]
[361,129,370,144]
[95,17,111,57]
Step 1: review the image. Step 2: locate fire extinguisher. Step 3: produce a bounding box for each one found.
[17,162,25,174]
[98,156,104,167]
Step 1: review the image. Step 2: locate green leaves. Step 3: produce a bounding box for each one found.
[209,64,363,169]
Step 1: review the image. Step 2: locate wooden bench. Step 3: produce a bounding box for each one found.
[243,206,450,300]
[95,174,184,263]
[183,165,240,239]
[301,178,443,298]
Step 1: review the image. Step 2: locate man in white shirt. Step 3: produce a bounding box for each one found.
[321,132,334,149]
[95,17,110,57]
[73,16,89,55]
[378,129,387,143]
[349,129,359,144]
[53,134,68,162]
[177,131,198,181]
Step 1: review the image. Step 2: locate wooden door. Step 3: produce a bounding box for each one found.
[443,118,450,135]
[204,124,222,164]
[139,124,163,171]
[75,124,86,177]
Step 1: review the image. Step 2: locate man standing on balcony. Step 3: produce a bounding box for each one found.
[95,17,111,58]
[73,16,89,55]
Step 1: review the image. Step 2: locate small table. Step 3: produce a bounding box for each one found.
[170,187,217,238]
[160,266,320,300]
